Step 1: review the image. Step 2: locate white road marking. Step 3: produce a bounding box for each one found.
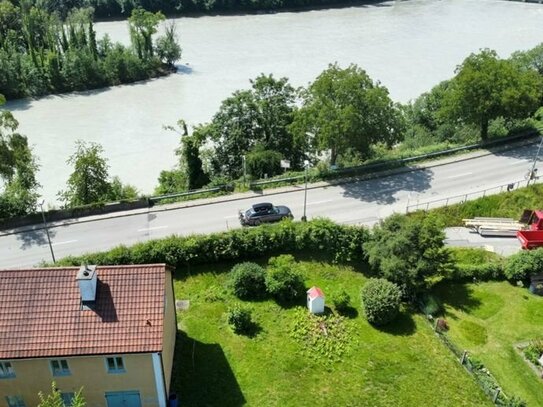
[224,215,239,219]
[51,240,78,246]
[137,226,169,232]
[447,172,473,179]
[509,161,529,166]
[307,199,335,206]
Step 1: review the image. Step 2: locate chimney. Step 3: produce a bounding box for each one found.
[76,265,97,305]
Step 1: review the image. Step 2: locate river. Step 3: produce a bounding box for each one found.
[5,0,543,206]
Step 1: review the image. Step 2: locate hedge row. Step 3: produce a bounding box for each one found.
[56,218,369,272]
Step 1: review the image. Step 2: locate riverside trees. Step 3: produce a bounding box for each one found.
[0,3,181,99]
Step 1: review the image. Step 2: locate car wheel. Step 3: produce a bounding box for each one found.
[254,220,261,226]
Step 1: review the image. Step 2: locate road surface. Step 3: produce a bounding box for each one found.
[0,143,537,268]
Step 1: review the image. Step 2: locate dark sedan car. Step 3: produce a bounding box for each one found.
[239,202,293,226]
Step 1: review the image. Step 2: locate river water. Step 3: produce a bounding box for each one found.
[5,0,543,206]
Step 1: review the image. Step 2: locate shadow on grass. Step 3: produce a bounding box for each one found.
[433,283,482,315]
[375,310,416,336]
[236,321,263,338]
[337,306,359,319]
[171,331,246,407]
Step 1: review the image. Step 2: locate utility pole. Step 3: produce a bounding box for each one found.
[242,155,247,187]
[302,160,309,222]
[40,200,56,264]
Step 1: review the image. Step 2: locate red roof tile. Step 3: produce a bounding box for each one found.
[0,264,168,359]
[307,286,324,299]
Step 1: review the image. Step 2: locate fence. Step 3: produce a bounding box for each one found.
[418,298,515,406]
[406,177,542,214]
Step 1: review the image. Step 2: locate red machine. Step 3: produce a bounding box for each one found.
[517,211,543,249]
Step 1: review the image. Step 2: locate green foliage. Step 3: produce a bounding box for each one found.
[182,136,209,190]
[229,262,267,300]
[207,74,299,178]
[245,148,282,178]
[440,49,543,140]
[504,248,543,281]
[504,396,527,407]
[290,63,405,165]
[361,278,401,326]
[523,339,543,365]
[332,289,351,313]
[265,254,305,303]
[38,382,85,407]
[0,4,177,99]
[363,214,453,297]
[155,21,182,67]
[154,168,187,195]
[0,104,40,219]
[226,305,253,335]
[59,141,136,207]
[54,218,369,271]
[449,247,505,281]
[59,141,112,207]
[290,307,354,363]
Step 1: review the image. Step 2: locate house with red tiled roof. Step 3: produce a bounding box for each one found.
[0,264,177,407]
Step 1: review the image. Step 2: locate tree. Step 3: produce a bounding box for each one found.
[363,214,453,298]
[361,278,401,326]
[0,95,40,219]
[38,382,85,407]
[59,140,112,207]
[128,8,164,60]
[440,49,543,140]
[290,63,404,165]
[155,21,182,67]
[504,248,543,281]
[208,74,299,178]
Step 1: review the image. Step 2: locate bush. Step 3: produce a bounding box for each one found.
[523,339,543,365]
[332,289,351,313]
[245,149,282,179]
[505,248,543,281]
[229,262,267,300]
[54,219,369,272]
[361,278,401,326]
[450,262,504,281]
[265,255,306,303]
[226,305,253,335]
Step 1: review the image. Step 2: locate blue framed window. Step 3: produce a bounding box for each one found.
[0,361,15,378]
[50,359,71,376]
[5,396,25,407]
[106,357,125,373]
[61,393,75,407]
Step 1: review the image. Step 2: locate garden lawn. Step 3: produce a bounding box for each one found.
[171,260,490,407]
[434,281,543,406]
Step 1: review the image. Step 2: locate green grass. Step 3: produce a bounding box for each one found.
[171,260,491,407]
[416,184,543,227]
[434,281,543,406]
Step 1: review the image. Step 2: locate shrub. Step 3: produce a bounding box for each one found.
[523,339,543,365]
[361,278,401,326]
[54,219,369,272]
[505,248,543,281]
[332,289,351,313]
[226,305,253,335]
[420,293,441,316]
[265,255,305,303]
[245,149,282,179]
[229,262,267,300]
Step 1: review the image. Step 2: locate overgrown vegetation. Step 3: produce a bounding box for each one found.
[0,5,181,99]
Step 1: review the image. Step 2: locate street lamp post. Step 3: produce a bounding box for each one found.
[242,155,247,187]
[302,160,309,222]
[39,200,56,264]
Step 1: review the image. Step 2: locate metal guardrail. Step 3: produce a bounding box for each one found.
[149,185,233,204]
[405,177,541,213]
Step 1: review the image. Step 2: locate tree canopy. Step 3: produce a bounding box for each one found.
[290,63,405,165]
[0,96,40,219]
[440,49,543,140]
[363,214,453,298]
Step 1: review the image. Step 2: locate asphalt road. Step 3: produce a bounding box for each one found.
[0,143,538,268]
